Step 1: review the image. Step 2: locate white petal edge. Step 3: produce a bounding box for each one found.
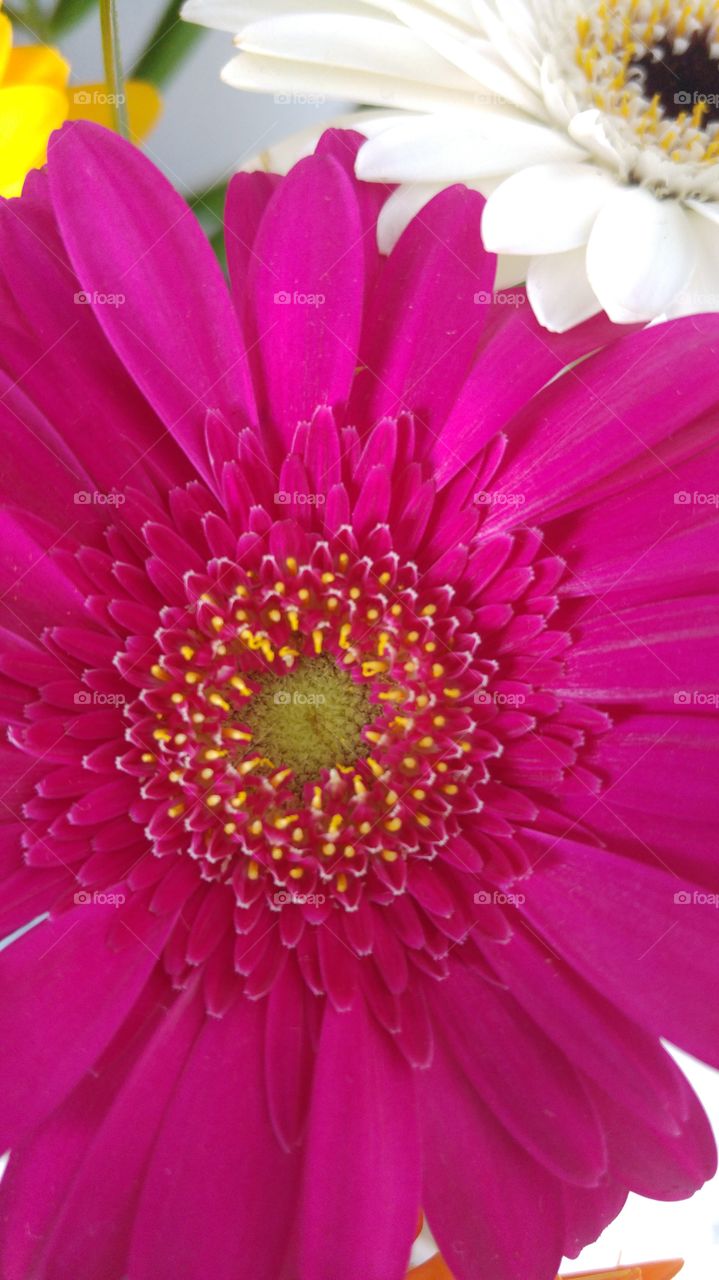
[481,162,617,255]
[357,113,584,182]
[665,210,719,318]
[586,185,697,324]
[376,182,447,253]
[685,198,719,227]
[526,247,601,332]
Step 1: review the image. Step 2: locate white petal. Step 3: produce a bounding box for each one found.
[568,108,623,173]
[182,0,379,29]
[241,109,394,174]
[665,210,719,318]
[494,252,529,288]
[685,198,719,227]
[376,182,447,252]
[470,0,542,92]
[527,248,601,332]
[482,162,617,254]
[389,4,545,115]
[357,112,584,181]
[586,186,697,324]
[236,13,479,90]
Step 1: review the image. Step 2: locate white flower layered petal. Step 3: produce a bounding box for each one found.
[686,198,719,227]
[470,0,542,91]
[390,3,545,115]
[357,112,584,181]
[665,210,719,318]
[241,110,395,174]
[482,162,617,254]
[376,181,447,252]
[225,14,485,112]
[494,251,529,288]
[527,247,601,332]
[568,108,623,172]
[182,0,377,29]
[586,185,697,323]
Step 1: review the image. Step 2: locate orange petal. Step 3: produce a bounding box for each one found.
[406,1255,454,1280]
[66,80,161,141]
[562,1263,683,1280]
[407,1258,684,1280]
[4,44,70,90]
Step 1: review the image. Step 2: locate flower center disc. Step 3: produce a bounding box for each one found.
[243,656,374,788]
[633,27,719,125]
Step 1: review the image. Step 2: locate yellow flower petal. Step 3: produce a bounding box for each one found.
[0,12,12,86]
[0,83,67,197]
[66,80,161,141]
[4,43,70,91]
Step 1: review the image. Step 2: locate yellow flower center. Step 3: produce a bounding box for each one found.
[575,0,719,165]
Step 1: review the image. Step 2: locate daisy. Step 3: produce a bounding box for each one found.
[0,0,159,197]
[0,122,718,1280]
[182,0,719,332]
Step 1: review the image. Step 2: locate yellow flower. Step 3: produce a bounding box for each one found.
[0,1,160,198]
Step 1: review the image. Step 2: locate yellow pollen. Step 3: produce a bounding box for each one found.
[381,848,399,862]
[322,842,336,857]
[248,860,260,880]
[285,557,298,574]
[385,817,402,832]
[167,802,185,818]
[180,645,195,661]
[206,794,222,808]
[336,873,348,893]
[230,791,248,808]
[184,672,200,685]
[343,845,356,858]
[289,867,304,880]
[153,729,172,742]
[141,752,154,763]
[210,616,224,632]
[272,847,284,860]
[312,629,324,655]
[170,692,184,705]
[151,664,167,681]
[224,822,237,835]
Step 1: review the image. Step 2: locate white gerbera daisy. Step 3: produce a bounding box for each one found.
[182,0,719,331]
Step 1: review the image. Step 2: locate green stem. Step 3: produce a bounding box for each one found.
[131,0,206,89]
[100,0,129,139]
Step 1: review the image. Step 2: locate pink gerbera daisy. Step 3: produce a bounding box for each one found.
[0,122,718,1280]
